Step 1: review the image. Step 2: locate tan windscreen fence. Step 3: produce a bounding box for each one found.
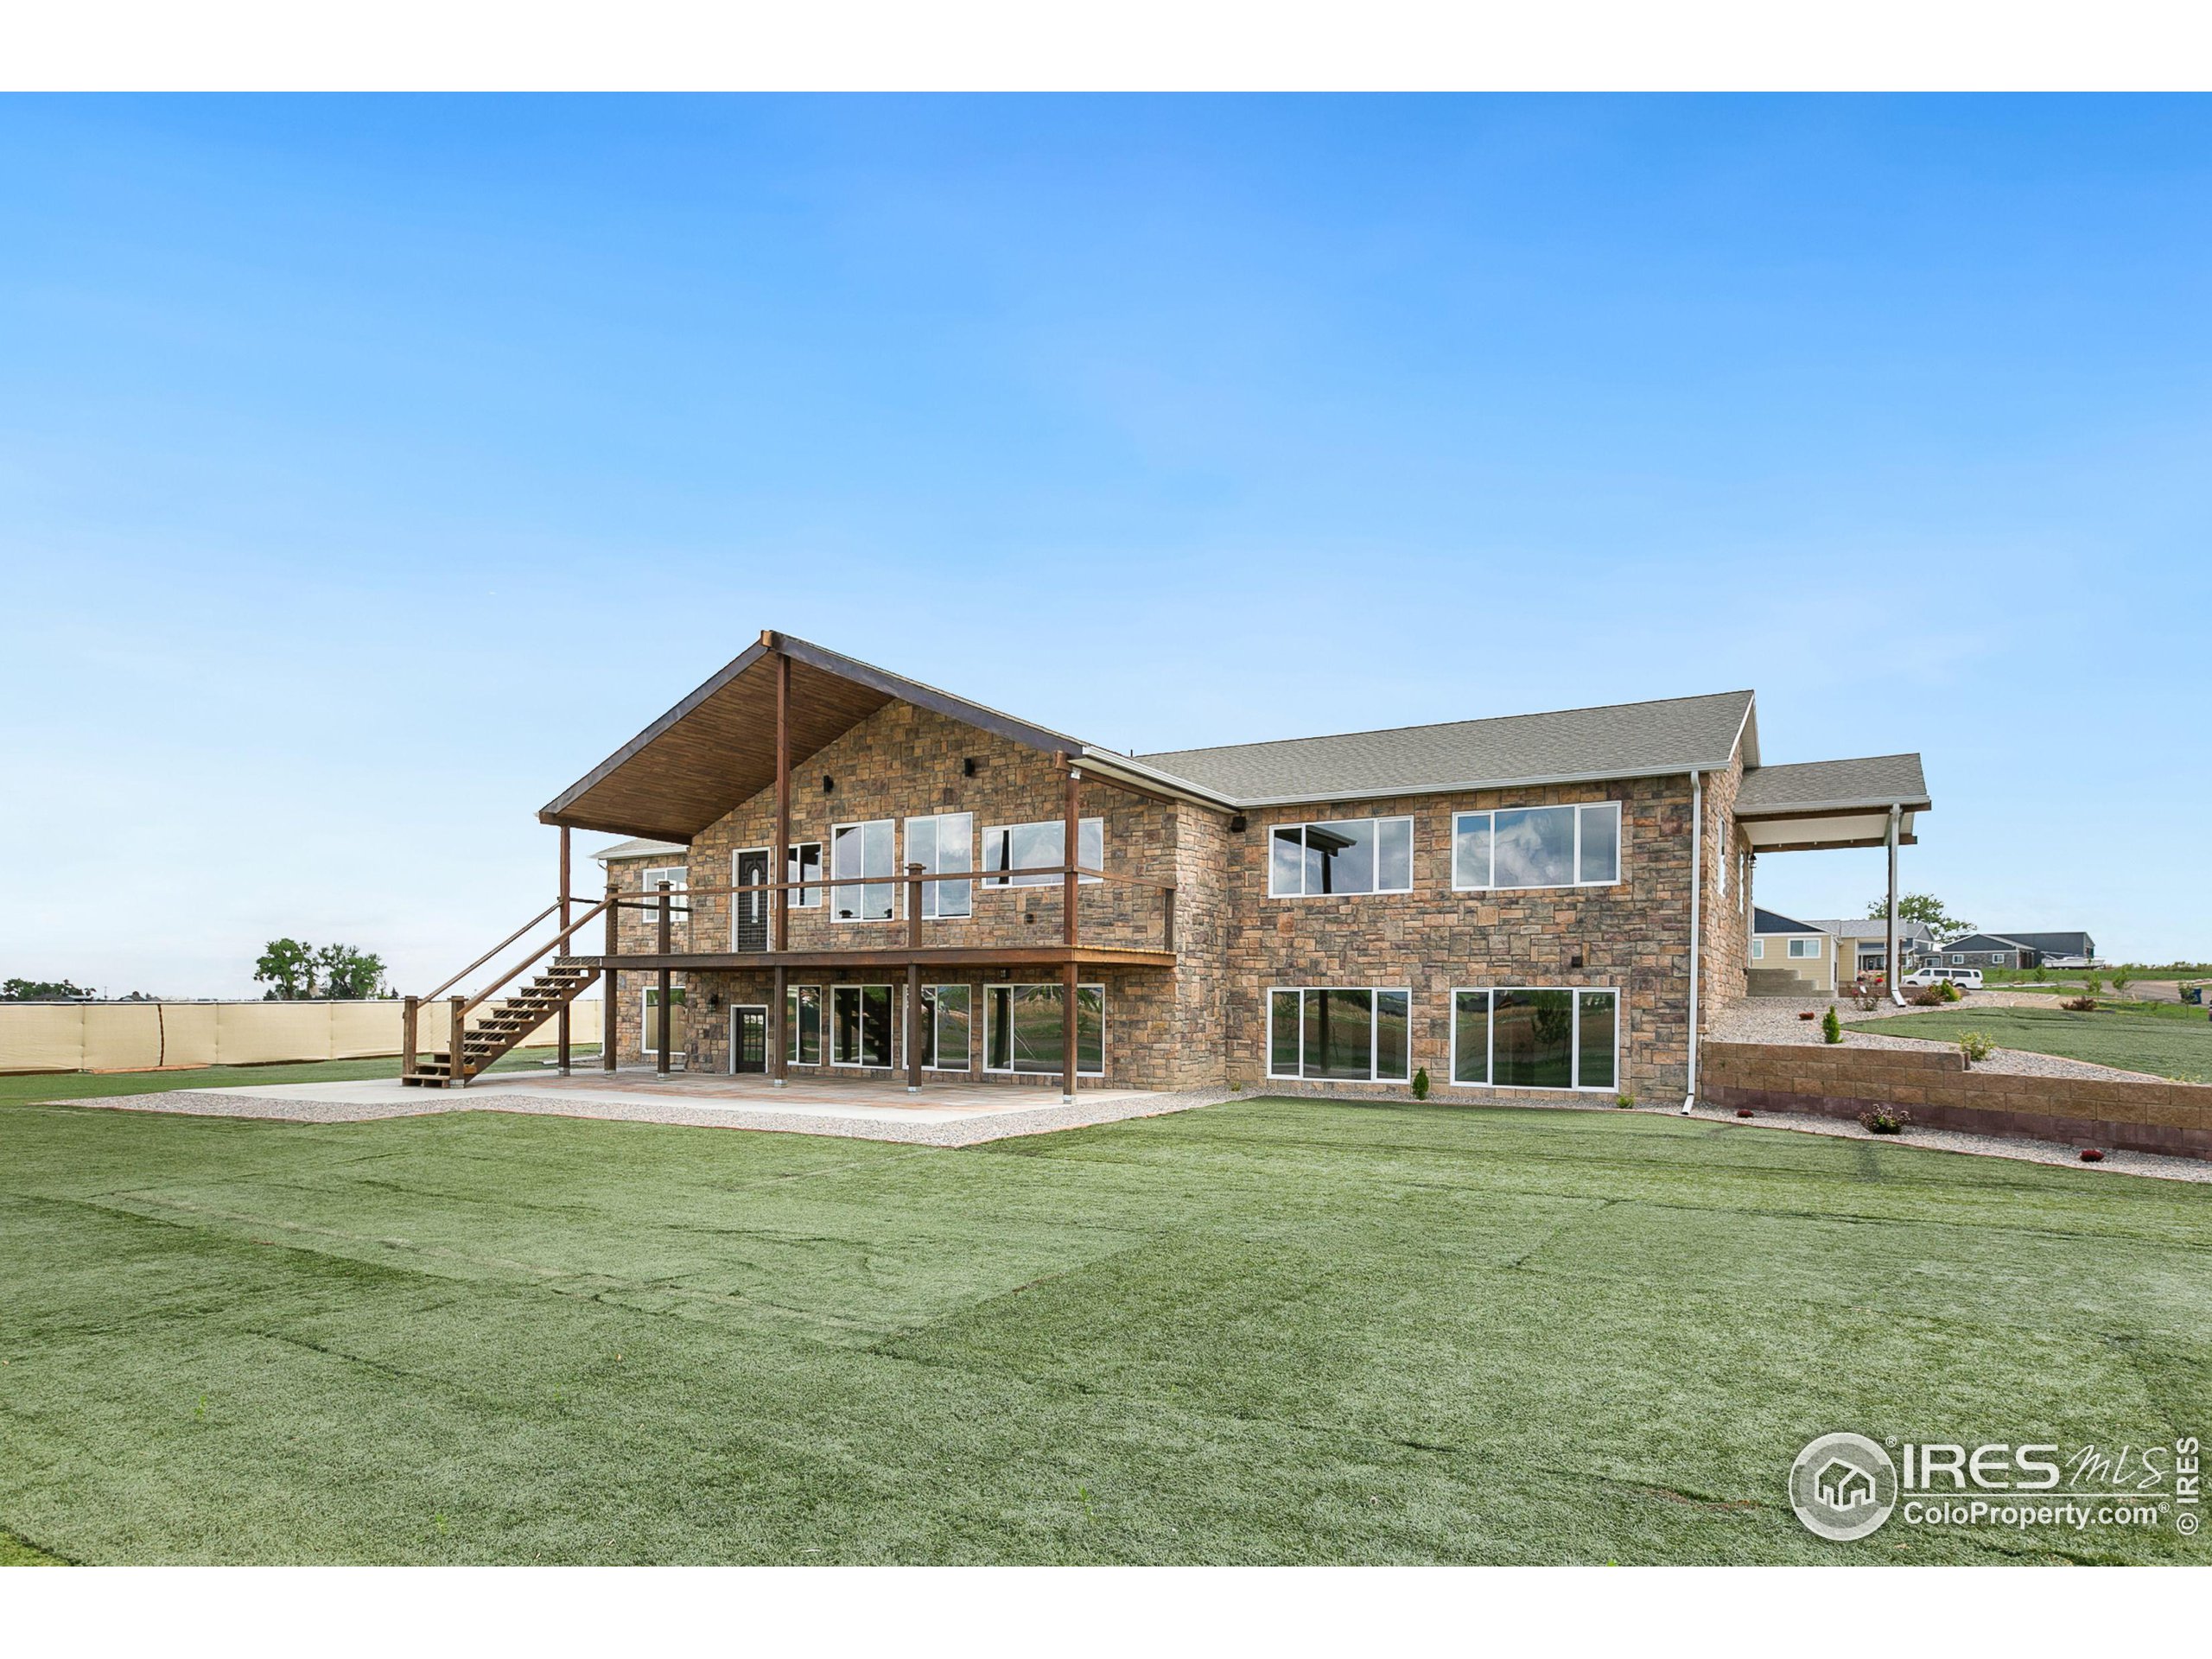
[0,998,605,1075]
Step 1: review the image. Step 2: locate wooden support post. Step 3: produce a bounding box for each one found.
[1061,960,1078,1103]
[906,861,924,950]
[657,880,673,1075]
[401,995,418,1081]
[774,646,791,954]
[603,880,620,1073]
[1163,885,1176,954]
[772,963,787,1086]
[1063,763,1081,949]
[906,962,922,1095]
[556,826,572,1076]
[448,995,467,1088]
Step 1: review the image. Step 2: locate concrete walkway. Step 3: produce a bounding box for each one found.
[64,1067,1234,1147]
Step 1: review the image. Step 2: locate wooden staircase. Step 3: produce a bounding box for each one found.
[403,958,597,1087]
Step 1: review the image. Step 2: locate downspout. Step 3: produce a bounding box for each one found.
[1681,768,1702,1114]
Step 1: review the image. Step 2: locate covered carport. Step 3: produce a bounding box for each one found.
[1734,753,1933,1006]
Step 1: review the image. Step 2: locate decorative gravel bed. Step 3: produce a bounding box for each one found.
[1673,1101,2209,1184]
[1710,994,2165,1082]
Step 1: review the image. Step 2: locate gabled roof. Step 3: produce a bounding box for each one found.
[1133,690,1758,807]
[1802,917,1936,944]
[1980,931,2094,955]
[1753,906,1828,936]
[1942,933,2031,953]
[594,837,688,864]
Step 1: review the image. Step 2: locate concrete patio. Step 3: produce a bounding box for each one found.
[62,1065,1228,1147]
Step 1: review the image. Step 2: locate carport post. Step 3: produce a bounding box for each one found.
[1061,961,1079,1104]
[1887,804,1904,1007]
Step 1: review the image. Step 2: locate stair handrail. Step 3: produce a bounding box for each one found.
[421,900,562,1003]
[457,894,616,1020]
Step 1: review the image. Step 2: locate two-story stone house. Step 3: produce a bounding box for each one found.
[437,632,1929,1107]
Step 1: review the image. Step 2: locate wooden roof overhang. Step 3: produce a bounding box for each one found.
[539,632,1135,843]
[582,946,1179,972]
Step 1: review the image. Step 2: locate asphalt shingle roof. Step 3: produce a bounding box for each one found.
[1735,753,1930,815]
[1133,690,1756,806]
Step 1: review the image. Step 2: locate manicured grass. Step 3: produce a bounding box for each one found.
[0,1045,594,1109]
[1852,1006,2212,1083]
[3,1096,2207,1564]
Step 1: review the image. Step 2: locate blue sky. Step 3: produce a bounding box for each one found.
[3,95,2207,995]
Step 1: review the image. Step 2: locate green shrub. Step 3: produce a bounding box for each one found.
[1859,1108,1911,1135]
[1411,1066,1430,1101]
[1958,1030,1993,1067]
[1821,1007,1843,1045]
[2112,969,2133,998]
[1615,1090,1636,1109]
[1937,980,1962,1002]
[2083,975,2105,997]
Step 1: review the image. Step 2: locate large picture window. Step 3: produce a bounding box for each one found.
[984,983,1103,1074]
[1451,988,1616,1091]
[830,984,894,1067]
[1268,817,1413,897]
[981,818,1103,888]
[785,983,822,1065]
[830,820,897,922]
[1452,803,1620,890]
[920,984,971,1071]
[906,813,974,919]
[1265,988,1411,1082]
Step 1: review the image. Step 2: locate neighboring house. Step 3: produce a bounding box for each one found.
[1800,917,1938,981]
[1942,931,2097,970]
[415,631,1932,1100]
[1750,907,1836,995]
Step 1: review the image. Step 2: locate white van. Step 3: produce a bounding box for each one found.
[1902,965,1982,989]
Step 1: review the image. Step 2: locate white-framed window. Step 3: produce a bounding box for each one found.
[830,820,897,922]
[1450,988,1617,1092]
[785,984,822,1065]
[1268,817,1413,898]
[920,984,972,1071]
[637,863,689,919]
[981,818,1103,888]
[640,984,686,1057]
[1452,803,1621,891]
[984,983,1103,1075]
[1951,953,1965,966]
[1788,938,1820,959]
[1751,938,1766,960]
[830,983,894,1066]
[906,813,974,919]
[785,842,823,907]
[1265,988,1412,1083]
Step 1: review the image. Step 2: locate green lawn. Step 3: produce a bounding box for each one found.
[3,1096,2207,1564]
[0,1045,594,1109]
[1851,1005,2212,1083]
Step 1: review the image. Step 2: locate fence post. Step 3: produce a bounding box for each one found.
[448,995,467,1086]
[401,995,418,1080]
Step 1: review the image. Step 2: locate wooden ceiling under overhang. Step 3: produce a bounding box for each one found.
[537,633,1085,843]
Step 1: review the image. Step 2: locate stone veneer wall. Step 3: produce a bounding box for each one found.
[1220,772,1701,1100]
[1702,1040,2212,1161]
[590,696,1748,1096]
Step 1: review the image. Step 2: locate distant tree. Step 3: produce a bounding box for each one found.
[2,977,95,1001]
[1866,893,1974,942]
[315,944,388,1000]
[254,938,318,1001]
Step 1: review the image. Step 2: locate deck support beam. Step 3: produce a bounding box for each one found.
[772,643,791,1084]
[556,826,572,1075]
[656,881,672,1074]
